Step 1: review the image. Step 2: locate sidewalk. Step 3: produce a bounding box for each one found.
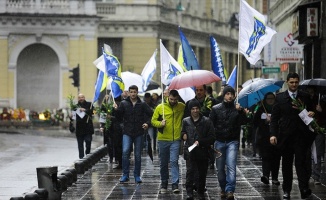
[62,147,326,200]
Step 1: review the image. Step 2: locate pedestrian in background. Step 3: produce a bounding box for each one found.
[75,93,94,159]
[209,86,249,200]
[270,72,316,199]
[151,89,185,194]
[114,85,153,184]
[305,86,326,185]
[182,99,215,200]
[253,92,280,185]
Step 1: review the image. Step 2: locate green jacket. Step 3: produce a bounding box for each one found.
[151,102,185,141]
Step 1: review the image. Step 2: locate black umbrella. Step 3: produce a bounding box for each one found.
[146,133,153,162]
[145,81,160,91]
[299,78,326,94]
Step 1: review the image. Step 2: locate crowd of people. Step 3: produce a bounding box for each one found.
[5,72,324,200]
[79,72,326,200]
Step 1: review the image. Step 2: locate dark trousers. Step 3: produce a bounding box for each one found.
[281,138,312,192]
[186,158,208,195]
[261,145,281,180]
[76,133,92,159]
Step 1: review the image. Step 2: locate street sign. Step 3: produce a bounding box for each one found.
[262,67,280,74]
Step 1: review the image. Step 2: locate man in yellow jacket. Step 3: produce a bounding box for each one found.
[151,89,185,194]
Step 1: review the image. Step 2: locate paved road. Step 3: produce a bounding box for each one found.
[62,147,326,200]
[0,128,103,200]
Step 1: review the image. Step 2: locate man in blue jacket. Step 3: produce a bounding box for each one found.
[114,85,153,184]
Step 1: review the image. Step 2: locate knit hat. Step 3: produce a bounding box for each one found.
[188,99,201,111]
[222,86,235,97]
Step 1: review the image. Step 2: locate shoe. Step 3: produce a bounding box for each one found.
[113,164,122,169]
[220,191,227,198]
[172,184,180,193]
[119,175,129,183]
[135,176,142,183]
[261,176,269,185]
[198,193,205,200]
[283,191,291,199]
[300,189,311,199]
[314,180,321,185]
[159,182,168,194]
[186,193,194,200]
[226,192,234,200]
[272,179,280,186]
[253,153,256,157]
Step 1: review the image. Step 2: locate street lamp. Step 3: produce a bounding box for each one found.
[176,0,185,11]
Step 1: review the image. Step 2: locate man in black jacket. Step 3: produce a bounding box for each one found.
[75,93,94,159]
[270,72,316,199]
[114,85,153,184]
[209,86,249,200]
[182,99,215,200]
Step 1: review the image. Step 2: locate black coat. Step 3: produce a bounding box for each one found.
[76,101,94,135]
[116,96,153,137]
[181,115,215,160]
[270,90,316,150]
[210,101,248,142]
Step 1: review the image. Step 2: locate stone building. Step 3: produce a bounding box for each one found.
[0,0,269,111]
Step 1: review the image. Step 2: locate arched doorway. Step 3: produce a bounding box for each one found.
[17,44,59,112]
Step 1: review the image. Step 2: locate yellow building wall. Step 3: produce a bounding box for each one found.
[65,36,98,102]
[0,39,14,101]
[122,37,157,74]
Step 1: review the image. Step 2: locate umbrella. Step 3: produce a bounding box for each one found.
[146,133,153,162]
[238,79,284,108]
[121,71,143,92]
[299,78,326,94]
[146,80,160,91]
[169,70,221,90]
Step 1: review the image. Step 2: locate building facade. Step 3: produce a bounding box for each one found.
[0,0,269,111]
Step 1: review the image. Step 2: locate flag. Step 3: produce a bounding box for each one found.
[103,48,122,77]
[93,44,113,73]
[226,66,237,89]
[93,70,107,103]
[239,0,277,65]
[141,50,157,92]
[178,26,200,70]
[160,40,184,85]
[177,45,188,72]
[110,76,125,98]
[210,36,227,83]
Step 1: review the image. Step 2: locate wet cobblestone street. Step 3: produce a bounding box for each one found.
[62,147,326,200]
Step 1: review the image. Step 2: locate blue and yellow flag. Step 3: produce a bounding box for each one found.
[210,36,227,83]
[178,26,200,70]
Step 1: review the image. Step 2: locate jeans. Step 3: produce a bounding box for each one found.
[76,133,92,159]
[215,140,239,193]
[122,134,143,177]
[158,140,180,185]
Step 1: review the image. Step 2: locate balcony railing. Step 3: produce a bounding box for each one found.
[2,0,96,15]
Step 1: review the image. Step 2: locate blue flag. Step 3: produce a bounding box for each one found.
[226,66,237,89]
[178,26,200,70]
[210,36,226,83]
[103,48,121,77]
[93,70,105,103]
[110,76,124,98]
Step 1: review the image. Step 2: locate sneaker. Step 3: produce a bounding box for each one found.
[159,187,167,194]
[314,180,321,185]
[220,191,227,198]
[172,184,180,194]
[226,192,234,200]
[272,179,280,186]
[159,182,168,194]
[261,176,269,184]
[134,176,142,183]
[119,175,129,183]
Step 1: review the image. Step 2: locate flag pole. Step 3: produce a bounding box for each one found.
[160,39,165,119]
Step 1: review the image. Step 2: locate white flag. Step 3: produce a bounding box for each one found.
[160,40,184,85]
[93,44,113,72]
[239,0,277,65]
[141,50,157,91]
